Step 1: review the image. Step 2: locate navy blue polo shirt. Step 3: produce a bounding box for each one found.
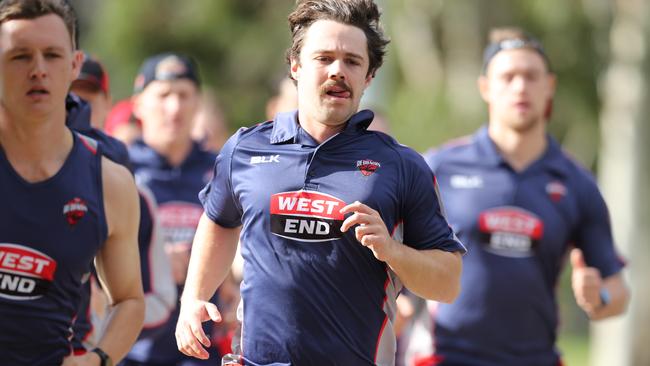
[201,110,465,366]
[424,126,624,366]
[127,140,218,363]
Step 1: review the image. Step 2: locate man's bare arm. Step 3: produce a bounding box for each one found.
[94,157,145,363]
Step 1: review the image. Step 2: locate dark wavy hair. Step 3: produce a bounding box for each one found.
[286,0,390,78]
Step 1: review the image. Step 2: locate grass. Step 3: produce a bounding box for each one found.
[557,332,589,366]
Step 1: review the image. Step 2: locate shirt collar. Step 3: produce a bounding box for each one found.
[474,125,505,166]
[269,109,375,145]
[475,125,570,176]
[131,139,205,168]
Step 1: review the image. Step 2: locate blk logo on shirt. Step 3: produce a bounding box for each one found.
[270,190,346,242]
[450,175,483,189]
[0,244,57,300]
[478,206,544,257]
[250,155,280,164]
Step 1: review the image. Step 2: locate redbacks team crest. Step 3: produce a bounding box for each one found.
[63,197,88,226]
[356,159,380,176]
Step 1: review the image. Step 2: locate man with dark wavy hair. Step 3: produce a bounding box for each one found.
[0,1,144,365]
[176,1,465,365]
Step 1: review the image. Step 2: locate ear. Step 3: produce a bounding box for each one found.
[131,94,144,121]
[547,73,557,96]
[71,50,84,81]
[290,57,300,81]
[364,71,373,89]
[477,75,490,104]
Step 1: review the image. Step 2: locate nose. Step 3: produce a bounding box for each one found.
[328,60,345,80]
[30,54,47,80]
[511,75,528,92]
[164,93,183,117]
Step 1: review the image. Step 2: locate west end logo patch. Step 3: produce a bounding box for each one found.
[356,159,380,176]
[0,243,57,300]
[158,202,204,245]
[270,190,346,242]
[63,197,88,226]
[478,206,544,258]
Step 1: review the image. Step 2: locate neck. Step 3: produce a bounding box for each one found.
[297,112,347,144]
[0,108,73,182]
[145,137,193,167]
[487,118,548,172]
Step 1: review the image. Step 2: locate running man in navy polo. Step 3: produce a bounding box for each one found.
[176,1,465,365]
[67,54,177,353]
[123,52,222,366]
[424,27,629,365]
[0,1,144,365]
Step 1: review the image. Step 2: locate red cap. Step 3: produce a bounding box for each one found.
[105,99,139,135]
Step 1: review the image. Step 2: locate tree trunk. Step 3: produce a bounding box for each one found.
[592,0,650,365]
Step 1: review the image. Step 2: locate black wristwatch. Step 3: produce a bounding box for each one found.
[91,347,113,366]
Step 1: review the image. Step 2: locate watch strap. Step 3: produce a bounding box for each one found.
[91,347,111,366]
[599,287,611,308]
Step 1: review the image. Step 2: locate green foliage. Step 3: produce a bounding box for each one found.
[73,0,610,165]
[75,0,294,128]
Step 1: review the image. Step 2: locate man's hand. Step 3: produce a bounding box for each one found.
[340,201,397,262]
[571,248,604,316]
[175,299,222,360]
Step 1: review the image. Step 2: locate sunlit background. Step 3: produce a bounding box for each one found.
[70,1,649,365]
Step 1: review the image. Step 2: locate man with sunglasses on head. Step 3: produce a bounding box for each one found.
[423,27,629,365]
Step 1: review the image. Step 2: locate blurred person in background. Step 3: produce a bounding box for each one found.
[105,99,141,146]
[124,52,232,366]
[423,27,629,365]
[175,0,465,365]
[70,53,111,130]
[191,88,228,153]
[265,76,298,120]
[0,1,144,365]
[66,54,177,358]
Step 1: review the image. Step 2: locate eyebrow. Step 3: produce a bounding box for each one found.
[6,45,67,53]
[312,49,366,61]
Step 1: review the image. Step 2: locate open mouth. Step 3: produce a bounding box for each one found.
[323,82,352,99]
[27,87,49,97]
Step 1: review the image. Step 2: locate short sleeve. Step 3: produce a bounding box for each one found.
[199,131,243,228]
[402,151,466,254]
[574,175,625,278]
